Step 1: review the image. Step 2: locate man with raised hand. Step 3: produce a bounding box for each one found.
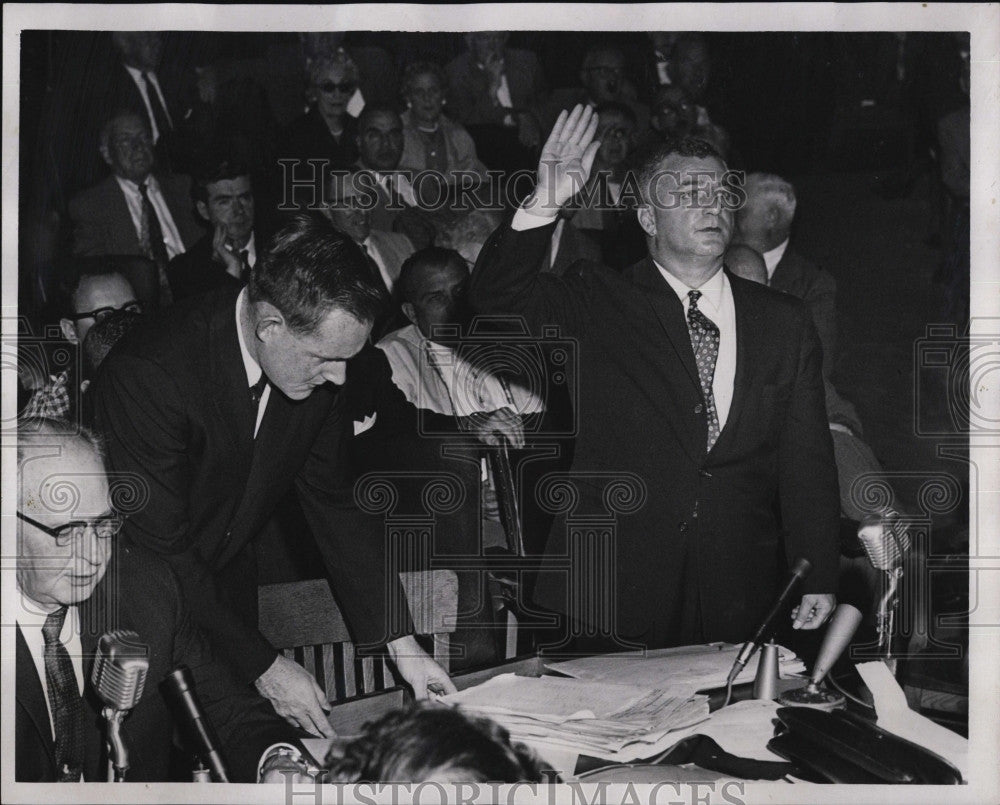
[468,106,839,652]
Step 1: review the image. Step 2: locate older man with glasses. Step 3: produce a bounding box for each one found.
[13,417,302,782]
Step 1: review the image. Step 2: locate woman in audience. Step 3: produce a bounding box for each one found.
[323,703,550,783]
[280,49,361,204]
[399,61,488,191]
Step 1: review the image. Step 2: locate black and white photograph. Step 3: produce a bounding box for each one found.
[2,4,998,804]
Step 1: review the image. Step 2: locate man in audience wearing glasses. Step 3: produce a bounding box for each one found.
[14,418,303,782]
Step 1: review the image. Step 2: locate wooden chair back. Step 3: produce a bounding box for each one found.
[258,569,458,701]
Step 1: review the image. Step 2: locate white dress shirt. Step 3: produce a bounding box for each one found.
[224,232,258,278]
[362,235,396,293]
[374,172,418,208]
[235,288,271,437]
[654,264,737,430]
[15,590,84,739]
[114,174,186,260]
[762,237,790,283]
[377,324,544,418]
[123,65,173,143]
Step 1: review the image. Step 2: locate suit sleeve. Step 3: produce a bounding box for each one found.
[68,193,105,257]
[778,307,841,596]
[467,219,591,338]
[806,271,838,380]
[294,395,414,652]
[91,352,279,684]
[162,560,304,782]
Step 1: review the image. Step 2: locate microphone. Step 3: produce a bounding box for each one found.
[91,630,150,781]
[161,666,230,782]
[725,557,812,687]
[857,513,910,665]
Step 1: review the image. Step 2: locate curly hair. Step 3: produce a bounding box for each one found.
[323,702,549,783]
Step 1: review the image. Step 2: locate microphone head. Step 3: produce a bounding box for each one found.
[790,557,813,580]
[91,630,149,711]
[858,516,910,571]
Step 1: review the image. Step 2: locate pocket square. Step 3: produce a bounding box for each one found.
[353,412,377,435]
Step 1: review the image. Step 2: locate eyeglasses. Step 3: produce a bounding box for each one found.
[69,301,142,323]
[317,81,357,95]
[17,510,125,547]
[112,134,153,150]
[587,66,623,80]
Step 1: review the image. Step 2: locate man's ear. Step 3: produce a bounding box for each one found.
[59,318,78,344]
[637,205,657,239]
[99,144,113,169]
[195,200,210,223]
[253,301,286,343]
[401,302,418,327]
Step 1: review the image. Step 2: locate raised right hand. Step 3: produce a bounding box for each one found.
[524,104,601,219]
[255,655,334,738]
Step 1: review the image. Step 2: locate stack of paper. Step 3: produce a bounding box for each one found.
[441,674,709,762]
[544,642,806,695]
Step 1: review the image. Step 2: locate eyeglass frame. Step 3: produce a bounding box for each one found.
[16,510,125,547]
[68,300,142,323]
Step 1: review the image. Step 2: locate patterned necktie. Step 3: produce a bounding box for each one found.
[687,290,721,451]
[138,182,173,306]
[42,607,85,782]
[139,71,172,140]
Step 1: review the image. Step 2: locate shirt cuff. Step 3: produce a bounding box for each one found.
[511,206,559,231]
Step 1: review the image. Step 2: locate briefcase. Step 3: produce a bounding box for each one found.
[768,706,963,784]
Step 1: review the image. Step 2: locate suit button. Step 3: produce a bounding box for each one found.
[694,404,703,414]
[679,521,688,533]
[700,469,713,478]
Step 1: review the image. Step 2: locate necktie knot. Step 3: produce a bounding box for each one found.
[138,181,150,198]
[249,375,268,405]
[688,289,702,308]
[43,607,68,644]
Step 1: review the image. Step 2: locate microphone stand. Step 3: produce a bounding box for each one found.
[103,707,130,782]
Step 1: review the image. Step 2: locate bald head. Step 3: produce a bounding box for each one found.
[725,244,768,285]
[735,173,797,253]
[17,418,113,609]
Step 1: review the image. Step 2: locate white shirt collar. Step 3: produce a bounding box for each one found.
[115,173,157,195]
[652,260,727,315]
[763,237,790,281]
[235,288,262,387]
[228,231,257,266]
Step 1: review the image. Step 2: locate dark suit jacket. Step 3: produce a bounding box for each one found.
[15,541,293,782]
[769,245,838,379]
[167,231,247,302]
[468,221,840,647]
[91,286,411,684]
[445,48,546,127]
[68,173,201,259]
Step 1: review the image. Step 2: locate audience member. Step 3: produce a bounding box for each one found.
[81,307,143,375]
[22,264,143,423]
[399,61,488,192]
[91,212,455,739]
[567,102,646,270]
[724,243,768,285]
[650,85,699,140]
[734,172,838,379]
[469,108,839,652]
[444,209,505,269]
[545,46,648,134]
[445,32,545,174]
[168,159,260,301]
[324,172,415,297]
[644,32,681,94]
[323,703,549,783]
[14,417,301,782]
[354,106,439,249]
[69,112,201,306]
[668,34,714,127]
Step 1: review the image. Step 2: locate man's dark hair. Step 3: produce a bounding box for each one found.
[323,703,549,783]
[594,101,637,127]
[82,309,143,374]
[357,104,402,133]
[628,135,724,206]
[396,247,468,306]
[248,211,386,333]
[57,258,139,318]
[191,157,252,205]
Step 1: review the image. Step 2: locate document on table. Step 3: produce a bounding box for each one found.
[544,642,806,695]
[441,673,710,762]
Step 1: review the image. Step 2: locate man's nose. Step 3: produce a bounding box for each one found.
[76,529,110,568]
[321,362,347,386]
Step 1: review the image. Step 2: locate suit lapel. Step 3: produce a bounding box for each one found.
[712,271,763,455]
[15,627,56,767]
[208,295,257,477]
[107,177,143,255]
[628,258,705,463]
